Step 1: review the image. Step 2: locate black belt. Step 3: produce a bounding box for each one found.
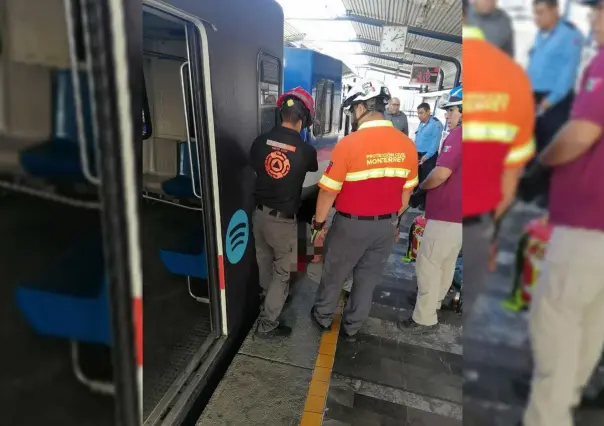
[463,211,494,225]
[337,212,397,221]
[256,204,296,220]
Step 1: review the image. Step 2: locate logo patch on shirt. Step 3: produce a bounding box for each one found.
[443,145,451,153]
[325,161,333,174]
[264,151,291,179]
[585,77,602,93]
[267,139,296,152]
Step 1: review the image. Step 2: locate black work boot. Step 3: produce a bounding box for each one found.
[339,329,356,343]
[310,307,331,332]
[397,317,439,335]
[254,323,292,340]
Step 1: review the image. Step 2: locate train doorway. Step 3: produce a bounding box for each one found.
[141,2,225,423]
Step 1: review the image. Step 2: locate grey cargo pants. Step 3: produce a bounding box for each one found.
[313,213,397,335]
[462,214,495,322]
[253,207,297,333]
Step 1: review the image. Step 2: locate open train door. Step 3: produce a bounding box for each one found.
[76,0,143,423]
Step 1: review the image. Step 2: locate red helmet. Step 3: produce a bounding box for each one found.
[277,87,315,120]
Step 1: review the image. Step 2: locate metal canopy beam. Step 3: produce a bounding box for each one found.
[342,12,462,44]
[358,64,411,75]
[302,38,461,87]
[358,52,445,90]
[285,16,462,44]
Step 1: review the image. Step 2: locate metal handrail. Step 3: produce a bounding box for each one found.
[179,61,201,199]
[63,0,100,185]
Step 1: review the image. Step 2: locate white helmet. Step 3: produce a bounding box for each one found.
[342,79,391,113]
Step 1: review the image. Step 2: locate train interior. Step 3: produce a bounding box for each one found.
[0,0,114,424]
[141,7,219,420]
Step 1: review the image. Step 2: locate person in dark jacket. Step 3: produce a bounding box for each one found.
[468,0,515,57]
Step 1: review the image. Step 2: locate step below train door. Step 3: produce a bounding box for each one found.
[141,1,225,425]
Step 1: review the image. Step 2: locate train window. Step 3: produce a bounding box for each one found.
[313,79,335,137]
[257,52,282,134]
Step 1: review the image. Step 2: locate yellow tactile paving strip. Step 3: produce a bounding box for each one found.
[299,296,344,426]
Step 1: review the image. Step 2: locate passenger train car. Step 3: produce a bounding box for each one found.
[1,0,345,425]
[283,47,343,197]
[0,0,142,425]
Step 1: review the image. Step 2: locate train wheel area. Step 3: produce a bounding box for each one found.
[198,208,463,425]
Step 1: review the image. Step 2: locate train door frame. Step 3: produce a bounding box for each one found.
[76,0,143,423]
[141,1,229,424]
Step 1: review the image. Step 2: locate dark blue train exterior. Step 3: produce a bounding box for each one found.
[284,47,342,151]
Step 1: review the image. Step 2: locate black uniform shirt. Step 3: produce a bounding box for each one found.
[250,126,318,215]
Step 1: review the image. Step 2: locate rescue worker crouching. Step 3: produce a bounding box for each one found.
[249,87,318,340]
[521,1,604,424]
[309,79,419,342]
[399,87,463,334]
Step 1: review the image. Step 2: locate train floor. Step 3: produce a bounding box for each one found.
[141,200,213,418]
[0,193,113,426]
[198,204,604,425]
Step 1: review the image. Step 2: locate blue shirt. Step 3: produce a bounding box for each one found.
[414,116,443,159]
[527,19,583,106]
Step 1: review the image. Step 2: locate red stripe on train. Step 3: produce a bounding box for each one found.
[218,255,226,290]
[134,297,142,365]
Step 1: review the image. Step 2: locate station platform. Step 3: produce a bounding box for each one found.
[464,202,604,426]
[198,209,463,426]
[198,203,604,425]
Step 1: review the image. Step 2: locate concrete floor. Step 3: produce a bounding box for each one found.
[464,202,604,425]
[197,204,604,425]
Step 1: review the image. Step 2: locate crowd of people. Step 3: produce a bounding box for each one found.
[467,0,604,425]
[247,0,603,424]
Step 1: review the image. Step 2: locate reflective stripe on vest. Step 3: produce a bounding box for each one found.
[463,121,518,143]
[463,26,486,40]
[345,167,411,182]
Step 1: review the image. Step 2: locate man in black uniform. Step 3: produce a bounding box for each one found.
[250,87,317,339]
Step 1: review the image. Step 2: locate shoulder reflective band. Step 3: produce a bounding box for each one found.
[463,121,518,143]
[404,176,419,189]
[319,174,343,191]
[463,26,486,40]
[505,138,536,166]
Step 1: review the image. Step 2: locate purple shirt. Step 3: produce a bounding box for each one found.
[425,126,462,223]
[549,49,604,231]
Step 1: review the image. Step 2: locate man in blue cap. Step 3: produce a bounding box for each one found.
[522,0,604,424]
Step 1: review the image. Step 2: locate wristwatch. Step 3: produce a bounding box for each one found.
[311,216,326,230]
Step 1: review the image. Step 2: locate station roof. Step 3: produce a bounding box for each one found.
[278,0,462,90]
